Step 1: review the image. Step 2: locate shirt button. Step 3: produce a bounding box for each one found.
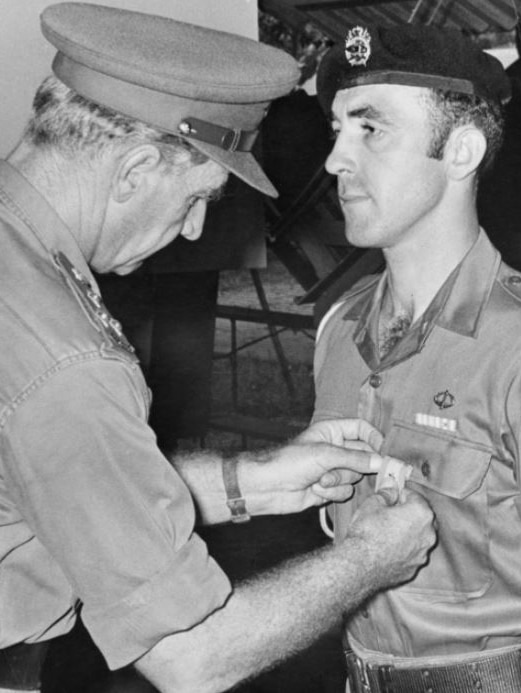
[508,275,521,285]
[369,374,382,388]
[421,461,431,478]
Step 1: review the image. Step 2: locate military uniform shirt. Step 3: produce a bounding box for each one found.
[313,230,521,658]
[0,161,231,669]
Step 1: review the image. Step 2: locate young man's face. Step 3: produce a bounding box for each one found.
[326,83,448,252]
[95,157,229,275]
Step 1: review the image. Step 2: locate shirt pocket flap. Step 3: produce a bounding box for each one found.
[384,421,492,500]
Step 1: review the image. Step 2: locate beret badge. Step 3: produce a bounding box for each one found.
[344,26,372,67]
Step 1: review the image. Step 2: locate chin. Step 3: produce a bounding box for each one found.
[113,262,142,276]
[344,223,385,249]
[345,231,377,249]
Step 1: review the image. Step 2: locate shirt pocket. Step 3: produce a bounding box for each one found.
[383,419,493,601]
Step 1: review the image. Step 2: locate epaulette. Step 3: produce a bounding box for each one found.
[54,251,135,355]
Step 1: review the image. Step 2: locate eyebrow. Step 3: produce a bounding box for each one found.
[332,104,393,125]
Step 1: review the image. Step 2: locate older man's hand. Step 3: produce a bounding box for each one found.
[295,418,384,504]
[242,418,385,515]
[295,418,384,452]
[347,489,437,589]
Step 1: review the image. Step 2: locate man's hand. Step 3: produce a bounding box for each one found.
[242,418,385,515]
[347,489,437,589]
[296,418,384,452]
[295,418,384,504]
[173,418,386,523]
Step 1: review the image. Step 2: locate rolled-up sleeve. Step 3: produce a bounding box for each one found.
[1,355,231,669]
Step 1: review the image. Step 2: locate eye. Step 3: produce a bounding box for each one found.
[361,121,382,138]
[329,125,340,141]
[207,188,225,204]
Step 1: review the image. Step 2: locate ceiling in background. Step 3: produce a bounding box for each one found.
[261,0,520,41]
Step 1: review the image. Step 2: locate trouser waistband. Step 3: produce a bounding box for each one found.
[0,642,49,691]
[345,645,521,693]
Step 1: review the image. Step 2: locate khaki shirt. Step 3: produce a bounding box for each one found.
[0,161,230,669]
[313,230,521,658]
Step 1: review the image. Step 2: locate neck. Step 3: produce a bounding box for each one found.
[383,210,479,323]
[7,143,109,261]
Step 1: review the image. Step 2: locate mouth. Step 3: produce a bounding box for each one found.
[338,193,368,204]
[337,185,368,204]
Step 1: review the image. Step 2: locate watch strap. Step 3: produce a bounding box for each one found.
[222,456,251,523]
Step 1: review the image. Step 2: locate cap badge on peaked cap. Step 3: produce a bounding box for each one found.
[345,26,372,67]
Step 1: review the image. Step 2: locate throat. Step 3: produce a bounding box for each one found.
[378,311,412,358]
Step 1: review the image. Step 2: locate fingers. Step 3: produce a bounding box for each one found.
[356,419,384,452]
[298,418,383,450]
[311,481,356,503]
[313,451,383,504]
[320,449,385,477]
[349,489,437,589]
[339,440,375,452]
[376,486,400,506]
[318,469,362,488]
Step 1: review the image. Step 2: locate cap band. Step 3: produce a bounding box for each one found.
[343,70,476,96]
[178,117,259,153]
[52,52,267,137]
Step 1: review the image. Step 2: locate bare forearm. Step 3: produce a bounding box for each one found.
[169,450,227,524]
[135,490,436,692]
[170,441,370,524]
[135,535,376,693]
[170,449,274,525]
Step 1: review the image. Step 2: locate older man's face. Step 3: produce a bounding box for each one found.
[325,83,447,252]
[93,156,229,275]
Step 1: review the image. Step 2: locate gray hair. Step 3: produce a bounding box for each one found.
[22,75,208,167]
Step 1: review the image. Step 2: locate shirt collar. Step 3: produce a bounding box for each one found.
[436,229,501,337]
[0,160,95,286]
[344,229,500,340]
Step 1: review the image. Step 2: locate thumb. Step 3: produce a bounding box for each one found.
[319,469,341,487]
[376,486,400,506]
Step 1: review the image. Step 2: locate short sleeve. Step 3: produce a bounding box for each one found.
[1,356,231,668]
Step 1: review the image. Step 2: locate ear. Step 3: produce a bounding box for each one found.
[179,198,207,241]
[444,126,487,181]
[110,144,163,203]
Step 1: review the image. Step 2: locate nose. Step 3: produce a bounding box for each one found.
[325,135,356,177]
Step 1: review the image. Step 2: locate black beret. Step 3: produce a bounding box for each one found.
[317,23,511,115]
[40,3,300,197]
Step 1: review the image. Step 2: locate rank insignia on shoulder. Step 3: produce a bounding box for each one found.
[54,252,135,354]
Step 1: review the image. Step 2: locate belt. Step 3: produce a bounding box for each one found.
[346,646,521,693]
[0,641,49,691]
